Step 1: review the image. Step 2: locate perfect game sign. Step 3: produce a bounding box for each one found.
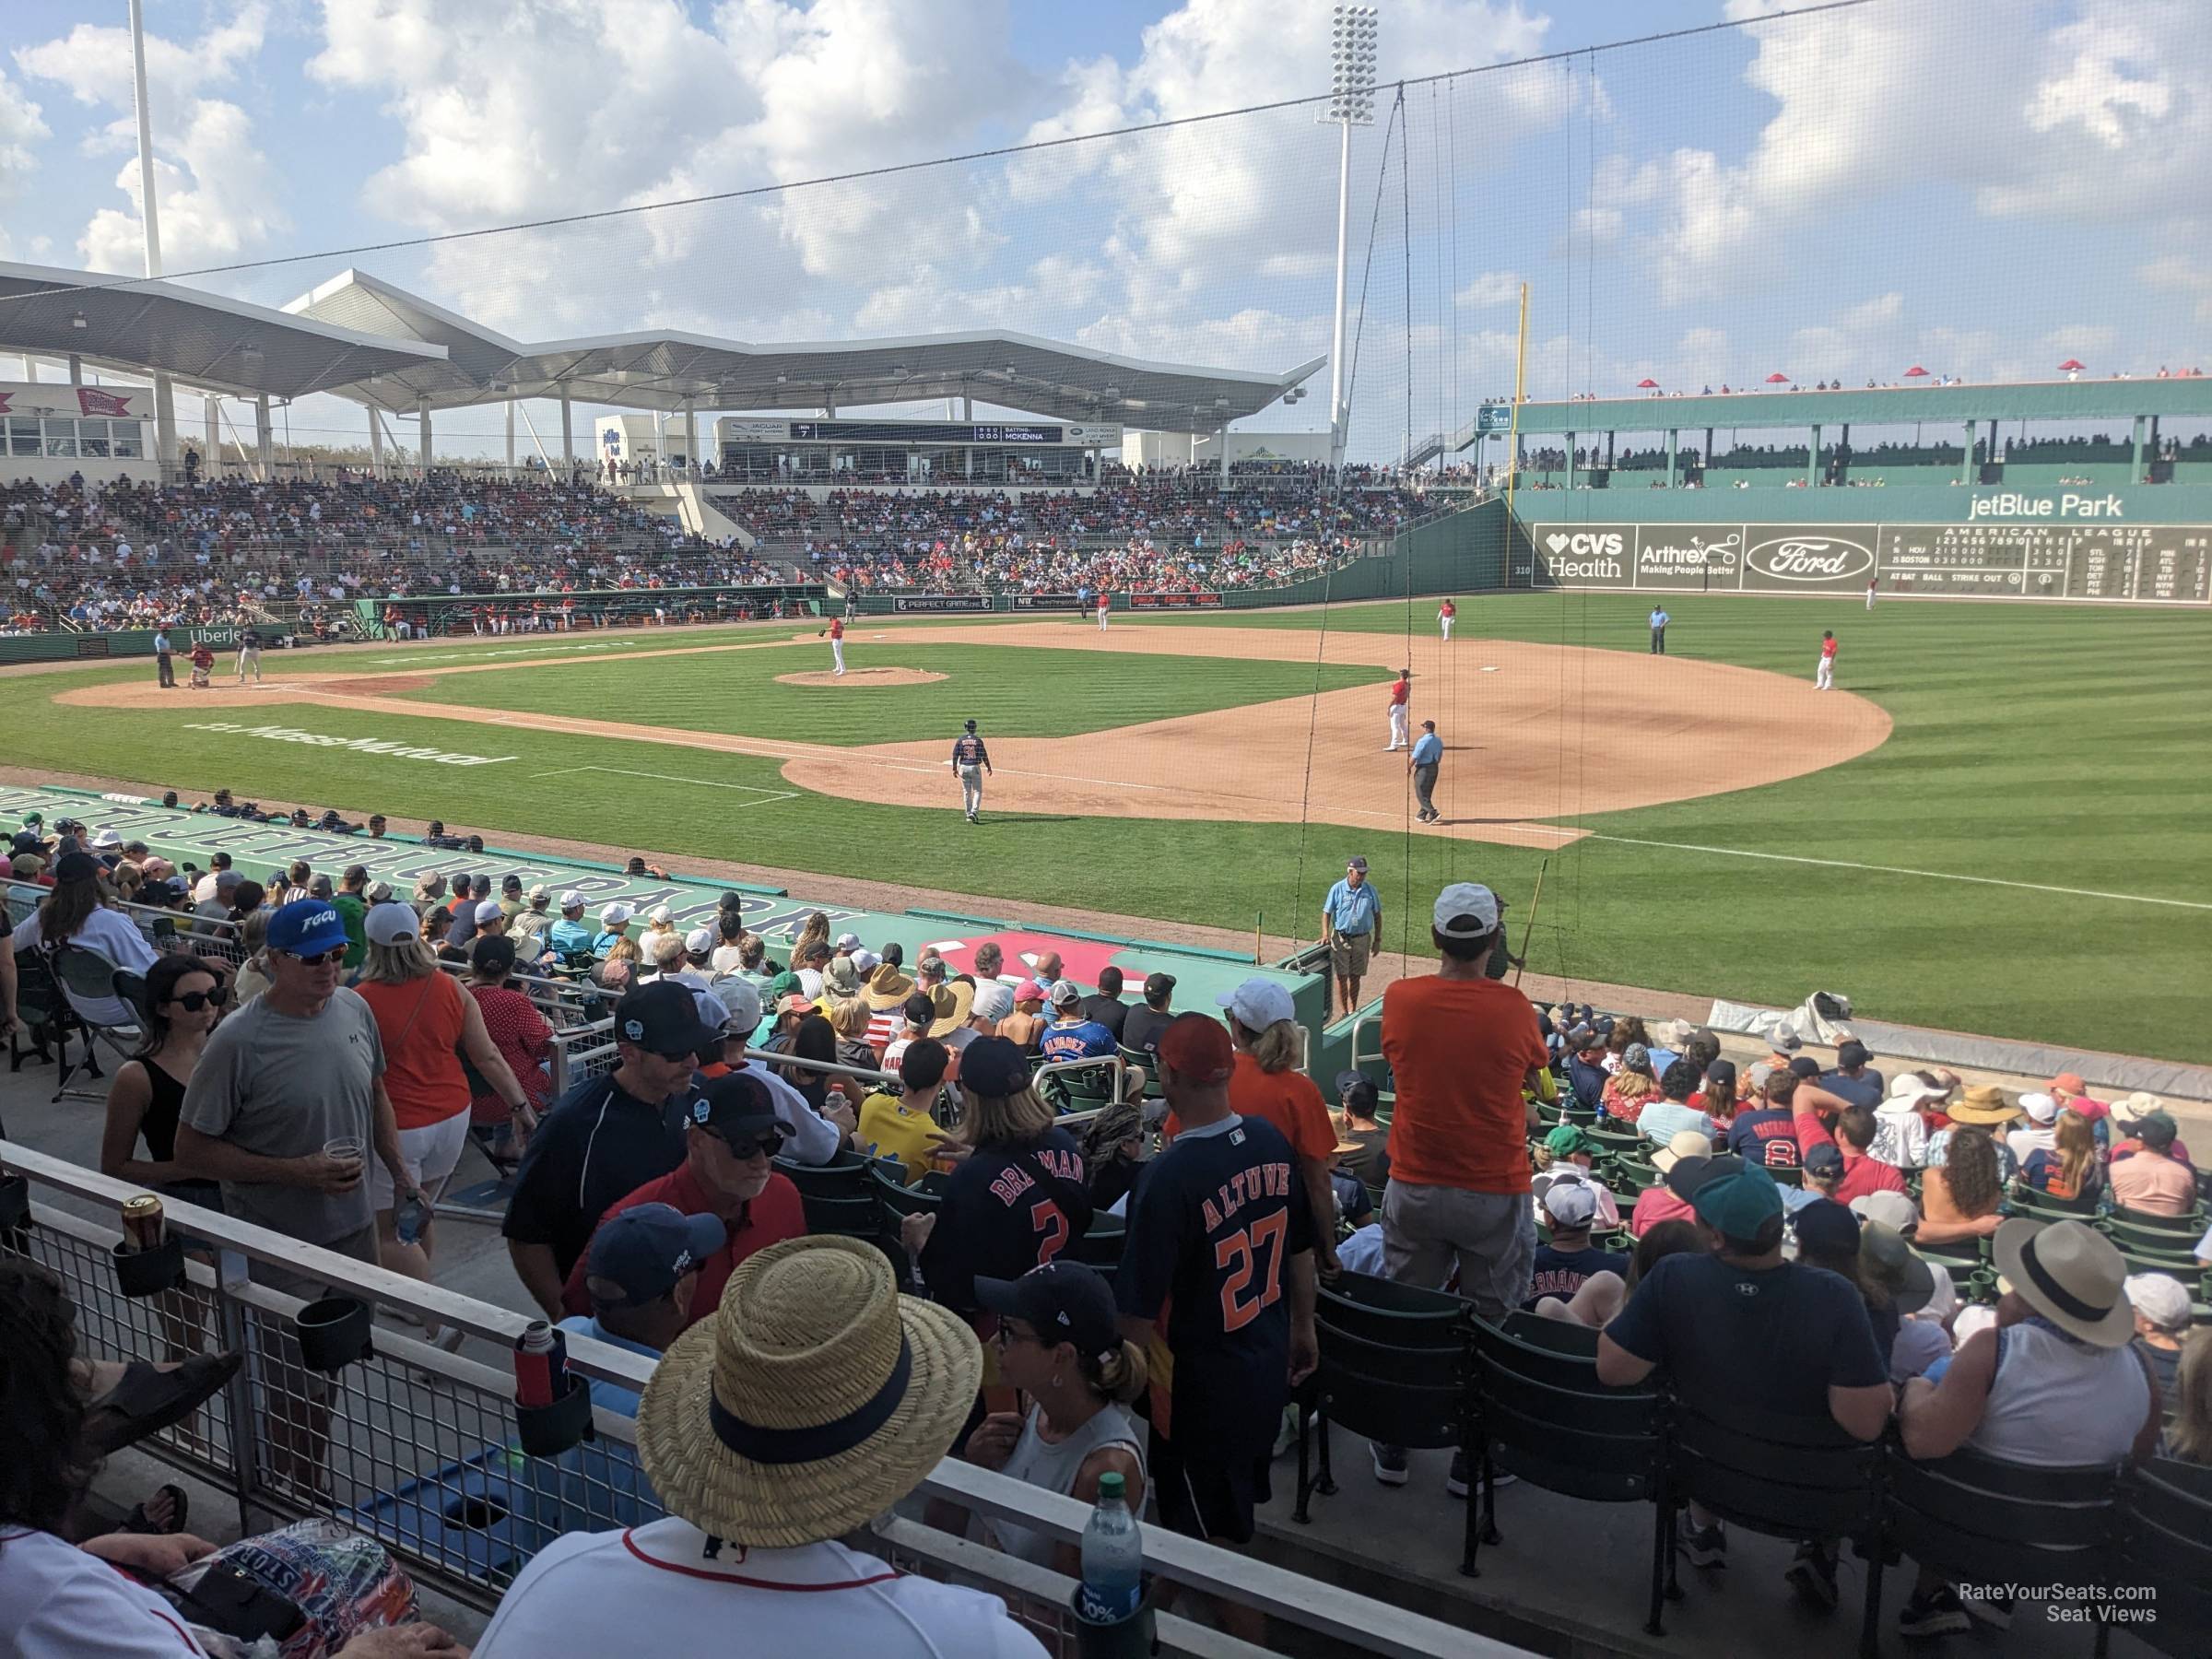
[1513,520,2211,604]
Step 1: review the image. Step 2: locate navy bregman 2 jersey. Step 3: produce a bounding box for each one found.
[951,734,990,768]
[1117,1114,1312,1461]
[918,1127,1091,1312]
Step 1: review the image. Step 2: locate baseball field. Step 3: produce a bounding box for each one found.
[8,591,2208,1063]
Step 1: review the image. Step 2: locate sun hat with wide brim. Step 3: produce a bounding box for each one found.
[1991,1218,2136,1348]
[637,1235,982,1548]
[925,981,975,1039]
[1945,1086,2020,1126]
[864,964,917,1010]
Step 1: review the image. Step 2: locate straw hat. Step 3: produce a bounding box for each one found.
[637,1236,982,1547]
[925,981,975,1039]
[1945,1086,2019,1126]
[864,963,917,1010]
[1991,1218,2135,1348]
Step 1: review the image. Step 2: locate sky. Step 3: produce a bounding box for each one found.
[0,0,2206,461]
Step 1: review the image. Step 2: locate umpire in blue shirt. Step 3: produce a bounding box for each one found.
[1321,856,1382,1018]
[1408,720,1443,824]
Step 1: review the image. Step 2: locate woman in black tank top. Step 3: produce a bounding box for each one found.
[100,954,229,1211]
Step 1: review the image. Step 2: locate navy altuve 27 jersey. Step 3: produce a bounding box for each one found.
[1118,1114,1312,1462]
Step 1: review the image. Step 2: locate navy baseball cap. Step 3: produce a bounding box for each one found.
[974,1261,1121,1359]
[1792,1197,1860,1257]
[960,1035,1032,1099]
[267,899,350,957]
[1804,1142,1846,1178]
[688,1072,783,1144]
[613,980,715,1057]
[584,1203,725,1310]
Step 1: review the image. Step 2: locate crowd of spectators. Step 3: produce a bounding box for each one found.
[1,472,775,634]
[716,466,1432,594]
[7,808,2210,1651]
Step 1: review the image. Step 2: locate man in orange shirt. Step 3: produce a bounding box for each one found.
[1374,882,1547,1493]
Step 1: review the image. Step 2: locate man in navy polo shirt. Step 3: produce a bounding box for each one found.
[504,981,712,1320]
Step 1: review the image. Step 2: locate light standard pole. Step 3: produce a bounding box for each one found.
[127,0,180,472]
[1323,6,1379,475]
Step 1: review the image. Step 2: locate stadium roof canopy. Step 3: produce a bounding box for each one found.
[0,259,449,401]
[283,270,1322,433]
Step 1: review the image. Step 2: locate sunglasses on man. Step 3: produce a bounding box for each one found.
[707,1126,789,1161]
[282,947,347,969]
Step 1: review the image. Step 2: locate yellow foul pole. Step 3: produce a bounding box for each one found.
[1504,279,1529,524]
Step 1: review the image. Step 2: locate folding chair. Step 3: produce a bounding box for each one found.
[49,943,146,1102]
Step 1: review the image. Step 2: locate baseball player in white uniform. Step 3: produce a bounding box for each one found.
[1438,598,1456,641]
[1385,669,1412,751]
[829,614,846,677]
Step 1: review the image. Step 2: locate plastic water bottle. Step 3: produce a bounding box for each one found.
[394,1192,429,1246]
[1076,1471,1143,1623]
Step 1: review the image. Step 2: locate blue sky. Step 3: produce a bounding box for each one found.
[1,0,2205,460]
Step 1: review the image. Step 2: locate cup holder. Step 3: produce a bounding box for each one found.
[514,1375,594,1459]
[112,1235,186,1299]
[0,1172,30,1233]
[295,1295,375,1372]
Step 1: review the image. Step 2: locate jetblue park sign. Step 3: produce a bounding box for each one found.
[1514,519,2210,604]
[1969,491,2126,521]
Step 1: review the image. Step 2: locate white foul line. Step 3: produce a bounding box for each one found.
[1568,831,2212,912]
[529,764,797,802]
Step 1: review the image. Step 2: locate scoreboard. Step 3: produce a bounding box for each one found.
[1514,519,2211,605]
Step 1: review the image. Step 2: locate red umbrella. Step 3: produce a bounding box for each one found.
[1765,371,1792,384]
[2057,359,2085,371]
[1635,378,1659,389]
[1903,365,1929,378]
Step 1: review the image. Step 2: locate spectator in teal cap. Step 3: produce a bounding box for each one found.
[1596,1155,1894,1607]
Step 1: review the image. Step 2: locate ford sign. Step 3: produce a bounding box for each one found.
[1746,535,1875,582]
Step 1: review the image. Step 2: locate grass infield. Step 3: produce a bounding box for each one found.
[8,594,2207,1063]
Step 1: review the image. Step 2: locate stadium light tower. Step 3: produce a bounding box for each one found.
[1322,6,1379,473]
[127,0,178,469]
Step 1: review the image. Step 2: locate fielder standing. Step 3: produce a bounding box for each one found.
[1816,629,1838,690]
[829,613,846,677]
[1865,577,1878,611]
[1096,590,1111,632]
[1438,597,1456,641]
[1408,719,1442,823]
[949,718,993,824]
[1385,668,1412,751]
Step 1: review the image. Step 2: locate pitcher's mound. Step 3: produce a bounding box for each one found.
[774,667,947,688]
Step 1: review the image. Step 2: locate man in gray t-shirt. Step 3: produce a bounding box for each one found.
[177,901,419,1268]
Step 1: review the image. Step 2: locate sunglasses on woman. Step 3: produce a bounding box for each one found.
[165,987,233,1012]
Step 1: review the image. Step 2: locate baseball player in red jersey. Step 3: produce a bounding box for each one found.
[1386,668,1412,750]
[1096,590,1111,632]
[1817,629,1837,690]
[829,613,846,677]
[1438,597,1456,641]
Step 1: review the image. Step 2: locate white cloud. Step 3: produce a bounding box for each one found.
[1632,0,2212,305]
[1454,270,1522,308]
[0,68,50,260]
[16,4,282,274]
[2041,323,2116,358]
[2139,254,2212,324]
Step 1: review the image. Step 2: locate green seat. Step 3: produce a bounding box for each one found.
[2111,1203,2205,1234]
[1115,1047,1163,1099]
[2105,1215,2206,1256]
[869,1162,948,1219]
[1043,1061,1119,1113]
[2010,1186,2100,1222]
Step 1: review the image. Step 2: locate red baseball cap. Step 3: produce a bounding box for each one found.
[1159,1012,1233,1084]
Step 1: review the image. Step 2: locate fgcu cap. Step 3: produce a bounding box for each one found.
[267,899,349,957]
[585,1203,726,1310]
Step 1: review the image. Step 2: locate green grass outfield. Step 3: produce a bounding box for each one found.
[9,594,2208,1063]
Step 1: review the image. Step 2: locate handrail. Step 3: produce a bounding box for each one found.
[0,1140,1510,1658]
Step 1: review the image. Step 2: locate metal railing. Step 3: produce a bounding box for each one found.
[0,1142,1504,1658]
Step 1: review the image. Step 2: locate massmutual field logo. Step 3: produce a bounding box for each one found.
[1746,535,1876,582]
[181,721,515,768]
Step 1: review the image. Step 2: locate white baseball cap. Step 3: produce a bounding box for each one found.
[1218,976,1295,1030]
[1540,1182,1598,1228]
[1849,1190,1923,1232]
[559,889,585,911]
[649,904,673,925]
[475,899,505,924]
[706,976,762,1033]
[1049,978,1085,1007]
[1433,882,1500,937]
[599,902,634,927]
[835,931,862,951]
[2020,1091,2061,1124]
[527,883,551,903]
[971,982,1015,1022]
[91,827,123,848]
[853,948,881,973]
[364,902,420,947]
[797,968,823,998]
[684,927,715,955]
[2126,1273,2193,1332]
